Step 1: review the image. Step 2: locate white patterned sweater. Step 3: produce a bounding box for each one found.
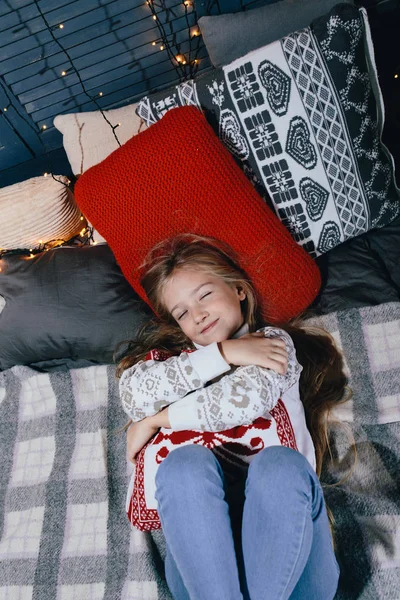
[120,324,316,471]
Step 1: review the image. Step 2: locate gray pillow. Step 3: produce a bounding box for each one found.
[0,244,152,372]
[198,0,353,68]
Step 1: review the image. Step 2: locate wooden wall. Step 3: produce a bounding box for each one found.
[0,0,214,186]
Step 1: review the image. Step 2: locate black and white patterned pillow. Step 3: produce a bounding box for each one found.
[136,4,400,257]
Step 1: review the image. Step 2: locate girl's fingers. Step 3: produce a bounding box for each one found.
[268,347,288,359]
[269,339,286,349]
[263,355,288,373]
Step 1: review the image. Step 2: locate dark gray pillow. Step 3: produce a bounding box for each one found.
[312,213,400,314]
[0,244,152,372]
[198,0,353,68]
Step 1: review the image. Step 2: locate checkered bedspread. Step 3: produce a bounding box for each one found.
[1,302,400,599]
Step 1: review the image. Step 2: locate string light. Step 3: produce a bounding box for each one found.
[44,172,48,177]
[41,124,47,130]
[61,70,67,76]
[59,24,64,29]
[152,14,157,19]
[3,107,7,111]
[152,41,156,46]
[98,92,103,96]
[160,45,164,50]
[0,226,95,260]
[395,74,399,79]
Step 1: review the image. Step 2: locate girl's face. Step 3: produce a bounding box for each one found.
[162,268,246,346]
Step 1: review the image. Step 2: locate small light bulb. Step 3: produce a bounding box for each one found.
[153,14,157,20]
[160,45,164,50]
[61,70,66,76]
[395,74,399,79]
[59,24,64,29]
[152,41,156,46]
[3,107,7,111]
[176,55,183,63]
[44,172,48,177]
[194,59,198,64]
[80,216,84,220]
[99,92,103,97]
[42,124,47,130]
[182,60,187,65]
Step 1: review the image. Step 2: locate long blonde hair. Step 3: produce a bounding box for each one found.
[116,233,350,478]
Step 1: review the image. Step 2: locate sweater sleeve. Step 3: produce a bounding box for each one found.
[168,327,302,432]
[120,342,231,422]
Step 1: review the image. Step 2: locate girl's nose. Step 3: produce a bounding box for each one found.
[194,309,208,324]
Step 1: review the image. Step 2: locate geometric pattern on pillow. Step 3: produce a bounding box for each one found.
[136,4,400,257]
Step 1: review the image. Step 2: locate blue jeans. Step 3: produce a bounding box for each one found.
[155,445,339,600]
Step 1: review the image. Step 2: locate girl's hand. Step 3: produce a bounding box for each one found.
[219,333,288,374]
[126,417,160,464]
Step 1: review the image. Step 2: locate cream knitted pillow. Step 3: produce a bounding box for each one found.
[0,175,83,251]
[53,103,147,176]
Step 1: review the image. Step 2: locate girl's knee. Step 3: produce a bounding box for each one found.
[155,444,216,487]
[247,446,315,491]
[253,445,312,470]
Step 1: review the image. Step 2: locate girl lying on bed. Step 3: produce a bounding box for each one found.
[117,233,348,600]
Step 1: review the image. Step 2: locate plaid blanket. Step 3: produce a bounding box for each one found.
[1,302,400,599]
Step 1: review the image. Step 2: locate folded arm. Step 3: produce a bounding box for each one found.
[166,328,302,431]
[120,342,230,422]
[120,328,301,432]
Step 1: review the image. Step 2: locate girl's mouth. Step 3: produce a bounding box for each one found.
[201,319,219,334]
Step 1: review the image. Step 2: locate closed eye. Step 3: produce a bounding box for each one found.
[177,310,187,321]
[200,292,212,300]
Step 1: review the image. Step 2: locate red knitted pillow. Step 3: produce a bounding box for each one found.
[75,106,320,323]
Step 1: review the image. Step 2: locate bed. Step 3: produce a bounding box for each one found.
[1,0,400,598]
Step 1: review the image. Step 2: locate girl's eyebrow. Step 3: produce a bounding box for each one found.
[170,281,213,314]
